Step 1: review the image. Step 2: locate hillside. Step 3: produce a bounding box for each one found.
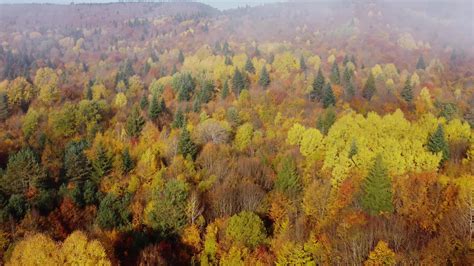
[0,1,472,265]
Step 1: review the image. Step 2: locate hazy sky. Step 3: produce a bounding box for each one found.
[0,0,282,10]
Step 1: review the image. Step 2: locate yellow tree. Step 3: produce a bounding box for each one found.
[61,231,111,266]
[35,67,59,104]
[364,241,396,266]
[8,233,61,266]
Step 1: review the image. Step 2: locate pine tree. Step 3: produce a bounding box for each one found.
[427,124,450,164]
[342,65,352,87]
[361,155,394,216]
[258,66,270,88]
[345,78,356,100]
[299,55,307,71]
[348,139,358,159]
[85,85,93,100]
[221,79,229,99]
[316,107,336,135]
[140,93,148,110]
[401,78,413,103]
[362,72,376,100]
[244,57,255,74]
[232,68,245,96]
[310,68,325,101]
[330,61,340,85]
[343,55,350,66]
[275,157,301,199]
[126,105,146,138]
[416,55,426,70]
[92,144,112,181]
[148,93,161,120]
[177,127,197,159]
[0,92,9,121]
[64,140,91,183]
[121,148,134,174]
[224,56,233,65]
[322,83,336,108]
[172,108,185,129]
[350,55,357,67]
[178,50,185,64]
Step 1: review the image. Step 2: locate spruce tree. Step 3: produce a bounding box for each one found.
[64,140,91,183]
[330,61,340,85]
[0,92,8,121]
[177,127,197,159]
[126,105,146,138]
[232,68,245,96]
[258,66,270,88]
[416,55,426,70]
[343,55,350,66]
[348,139,358,159]
[427,124,450,164]
[92,143,112,181]
[361,155,394,216]
[345,78,356,100]
[148,93,161,120]
[172,108,185,129]
[401,78,413,103]
[342,65,352,87]
[299,55,307,71]
[362,72,376,100]
[221,79,229,99]
[225,56,233,65]
[121,148,134,174]
[140,93,148,110]
[244,57,255,74]
[322,83,336,108]
[310,68,325,101]
[316,107,336,135]
[178,50,185,64]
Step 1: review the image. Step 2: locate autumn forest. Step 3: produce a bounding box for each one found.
[0,1,473,265]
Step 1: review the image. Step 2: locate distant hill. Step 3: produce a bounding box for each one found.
[0,2,219,29]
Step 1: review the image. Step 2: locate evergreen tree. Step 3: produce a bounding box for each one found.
[348,139,358,159]
[1,148,46,195]
[322,83,336,108]
[221,79,229,99]
[316,107,336,135]
[91,144,112,181]
[121,148,134,174]
[177,127,197,159]
[310,68,325,101]
[401,78,413,103]
[85,85,93,100]
[0,92,8,121]
[350,55,357,67]
[361,155,394,216]
[148,93,161,120]
[342,65,352,87]
[192,96,202,113]
[64,140,90,183]
[416,55,426,70]
[178,50,185,64]
[126,105,146,139]
[140,93,148,110]
[343,55,350,66]
[175,73,195,102]
[172,108,185,129]
[224,56,233,65]
[96,193,131,230]
[275,157,301,199]
[232,68,246,96]
[299,55,307,71]
[345,78,356,100]
[258,66,270,88]
[330,61,340,85]
[199,80,214,103]
[244,57,255,74]
[362,72,376,100]
[427,124,450,164]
